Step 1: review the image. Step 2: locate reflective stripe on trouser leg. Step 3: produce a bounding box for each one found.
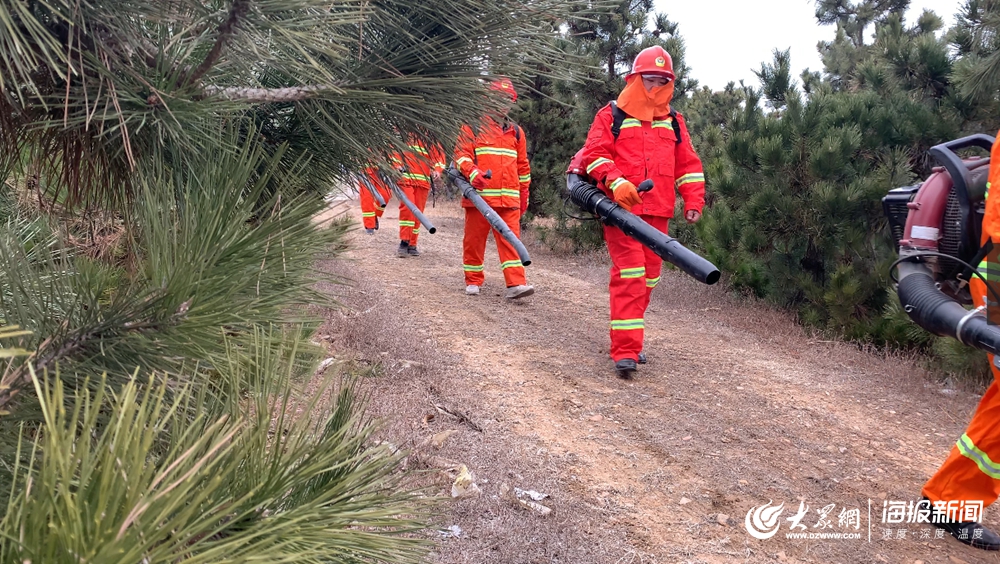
[922,275,1000,507]
[493,207,527,288]
[640,215,669,312]
[408,185,430,246]
[359,181,386,230]
[604,222,648,362]
[463,207,489,286]
[398,182,418,242]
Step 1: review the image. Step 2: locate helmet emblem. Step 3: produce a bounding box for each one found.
[655,56,665,67]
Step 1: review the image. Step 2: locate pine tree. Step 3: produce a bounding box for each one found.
[0,0,576,558]
[695,1,999,360]
[949,0,1000,113]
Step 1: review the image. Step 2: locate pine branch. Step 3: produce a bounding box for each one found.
[0,298,186,410]
[185,0,251,86]
[201,84,336,102]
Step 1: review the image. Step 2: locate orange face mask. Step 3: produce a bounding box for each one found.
[615,75,674,122]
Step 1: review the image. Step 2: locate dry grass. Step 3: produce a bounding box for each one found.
[654,267,979,394]
[5,172,130,264]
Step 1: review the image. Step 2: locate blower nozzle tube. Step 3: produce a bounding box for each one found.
[566,173,720,285]
[445,165,531,266]
[357,173,387,208]
[378,171,437,234]
[896,259,1000,356]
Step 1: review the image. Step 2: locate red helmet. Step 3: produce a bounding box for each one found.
[489,77,517,103]
[626,46,675,81]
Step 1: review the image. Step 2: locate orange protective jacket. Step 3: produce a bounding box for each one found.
[391,136,447,190]
[577,103,705,217]
[454,116,531,211]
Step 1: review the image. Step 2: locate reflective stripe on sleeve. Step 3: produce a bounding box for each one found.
[609,177,628,192]
[676,173,705,187]
[587,157,612,174]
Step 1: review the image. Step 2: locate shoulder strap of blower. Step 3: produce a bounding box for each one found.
[609,101,681,145]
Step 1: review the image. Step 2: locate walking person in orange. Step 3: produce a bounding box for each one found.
[573,45,705,378]
[358,165,391,235]
[454,77,534,299]
[918,129,1000,551]
[391,135,447,257]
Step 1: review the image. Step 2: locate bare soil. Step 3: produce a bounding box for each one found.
[312,196,1000,564]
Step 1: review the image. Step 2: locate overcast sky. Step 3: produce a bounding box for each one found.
[652,0,964,92]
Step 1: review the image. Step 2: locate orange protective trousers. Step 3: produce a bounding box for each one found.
[359,177,390,230]
[922,274,1000,510]
[397,181,430,246]
[462,206,526,288]
[603,215,668,362]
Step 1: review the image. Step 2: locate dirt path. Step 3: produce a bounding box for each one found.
[314,196,1000,564]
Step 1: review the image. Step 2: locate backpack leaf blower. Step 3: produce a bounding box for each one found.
[883,133,1000,355]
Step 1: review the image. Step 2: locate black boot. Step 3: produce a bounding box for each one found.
[922,498,1000,551]
[407,245,421,256]
[637,351,647,364]
[397,240,409,258]
[615,358,637,379]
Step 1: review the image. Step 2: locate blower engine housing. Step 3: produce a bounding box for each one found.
[881,133,1000,357]
[883,135,993,305]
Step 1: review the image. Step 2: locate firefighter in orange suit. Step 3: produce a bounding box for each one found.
[575,45,705,379]
[358,165,391,234]
[454,77,534,300]
[391,135,447,257]
[918,129,1000,551]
